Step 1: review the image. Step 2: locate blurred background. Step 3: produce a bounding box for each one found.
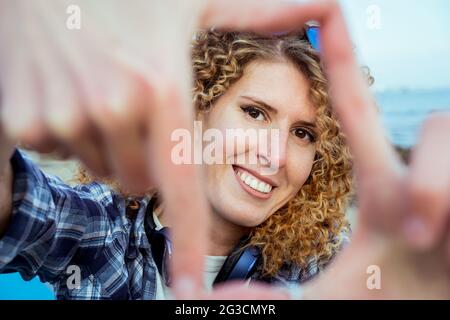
[1,0,449,299]
[341,0,450,148]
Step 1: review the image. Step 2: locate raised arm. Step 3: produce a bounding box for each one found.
[0,147,124,288]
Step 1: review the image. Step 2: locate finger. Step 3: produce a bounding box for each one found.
[68,133,113,178]
[42,91,112,180]
[47,3,155,188]
[317,2,408,233]
[201,0,342,33]
[28,7,109,176]
[34,54,108,177]
[97,3,211,297]
[144,62,209,299]
[201,0,323,31]
[86,75,152,193]
[0,18,50,148]
[404,113,450,250]
[63,13,157,189]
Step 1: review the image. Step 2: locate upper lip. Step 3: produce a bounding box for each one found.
[233,165,278,187]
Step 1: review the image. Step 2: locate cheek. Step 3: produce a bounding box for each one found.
[202,110,247,161]
[213,120,254,164]
[286,147,316,190]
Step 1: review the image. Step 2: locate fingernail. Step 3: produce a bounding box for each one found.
[173,276,197,300]
[403,215,431,249]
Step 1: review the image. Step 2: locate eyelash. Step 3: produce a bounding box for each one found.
[292,128,316,143]
[240,105,316,143]
[240,105,268,122]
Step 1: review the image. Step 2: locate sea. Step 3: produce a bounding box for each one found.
[375,88,450,148]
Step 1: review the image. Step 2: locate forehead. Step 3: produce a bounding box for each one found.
[231,59,316,121]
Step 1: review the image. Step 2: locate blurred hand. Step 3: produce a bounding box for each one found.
[0,2,211,293]
[305,112,450,299]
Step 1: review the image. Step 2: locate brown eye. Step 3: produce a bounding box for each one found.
[241,106,266,121]
[294,128,315,143]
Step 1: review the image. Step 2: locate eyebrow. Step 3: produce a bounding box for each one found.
[240,95,317,129]
[241,95,278,114]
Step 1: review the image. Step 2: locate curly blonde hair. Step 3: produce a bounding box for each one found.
[192,30,353,276]
[78,30,355,277]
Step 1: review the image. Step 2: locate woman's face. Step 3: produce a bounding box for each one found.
[199,59,317,227]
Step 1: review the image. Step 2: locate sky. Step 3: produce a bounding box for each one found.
[336,0,450,91]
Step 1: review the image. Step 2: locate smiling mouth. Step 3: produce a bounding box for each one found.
[232,165,275,199]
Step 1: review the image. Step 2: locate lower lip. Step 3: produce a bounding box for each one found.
[233,166,274,200]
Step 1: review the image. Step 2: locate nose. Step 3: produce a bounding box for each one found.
[257,128,288,173]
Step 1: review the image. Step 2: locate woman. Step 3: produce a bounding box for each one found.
[0,29,353,299]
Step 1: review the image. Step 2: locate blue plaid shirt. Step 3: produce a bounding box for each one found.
[0,150,324,300]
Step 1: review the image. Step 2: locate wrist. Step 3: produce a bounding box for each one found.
[0,162,10,179]
[0,145,13,183]
[0,123,16,169]
[0,153,13,237]
[0,144,16,176]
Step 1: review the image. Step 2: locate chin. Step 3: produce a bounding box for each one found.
[228,208,268,227]
[205,164,276,228]
[209,195,271,228]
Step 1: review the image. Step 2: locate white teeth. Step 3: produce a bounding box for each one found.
[258,181,267,192]
[236,169,272,194]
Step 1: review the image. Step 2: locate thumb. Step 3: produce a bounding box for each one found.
[143,53,209,299]
[199,0,330,32]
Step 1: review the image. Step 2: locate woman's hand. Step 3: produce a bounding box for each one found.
[309,112,450,299]
[0,1,212,292]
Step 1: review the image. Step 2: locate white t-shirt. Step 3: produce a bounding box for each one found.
[152,213,227,300]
